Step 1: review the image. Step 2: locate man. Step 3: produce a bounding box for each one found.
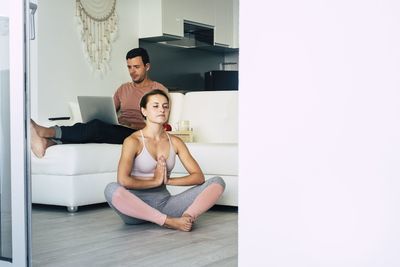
[31,48,168,158]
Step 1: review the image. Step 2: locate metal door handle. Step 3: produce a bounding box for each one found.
[29,2,37,40]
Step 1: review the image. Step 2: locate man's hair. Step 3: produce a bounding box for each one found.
[126,48,150,64]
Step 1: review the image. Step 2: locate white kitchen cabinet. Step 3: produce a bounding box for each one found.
[161,0,185,37]
[214,0,233,47]
[138,0,183,39]
[214,0,239,48]
[138,0,239,49]
[182,0,215,26]
[232,0,239,48]
[139,0,214,40]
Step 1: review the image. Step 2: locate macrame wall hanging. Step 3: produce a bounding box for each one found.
[76,0,118,74]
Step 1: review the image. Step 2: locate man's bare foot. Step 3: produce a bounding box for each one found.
[31,119,55,138]
[163,216,193,232]
[30,121,54,158]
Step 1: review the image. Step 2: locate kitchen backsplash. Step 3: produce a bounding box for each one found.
[140,41,239,92]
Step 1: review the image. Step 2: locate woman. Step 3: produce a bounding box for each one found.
[104,89,225,231]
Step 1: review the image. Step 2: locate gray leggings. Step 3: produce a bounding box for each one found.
[104,176,225,225]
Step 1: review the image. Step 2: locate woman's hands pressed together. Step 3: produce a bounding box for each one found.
[154,155,168,186]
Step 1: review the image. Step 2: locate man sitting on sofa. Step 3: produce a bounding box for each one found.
[31,47,168,158]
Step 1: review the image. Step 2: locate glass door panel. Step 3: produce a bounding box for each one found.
[0,0,31,266]
[0,14,12,262]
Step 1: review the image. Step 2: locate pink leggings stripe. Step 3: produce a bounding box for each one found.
[105,177,226,226]
[112,187,167,226]
[183,183,225,220]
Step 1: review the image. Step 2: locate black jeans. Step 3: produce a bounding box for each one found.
[59,119,136,144]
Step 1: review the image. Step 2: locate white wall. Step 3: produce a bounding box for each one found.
[0,0,9,17]
[34,0,139,123]
[240,0,400,266]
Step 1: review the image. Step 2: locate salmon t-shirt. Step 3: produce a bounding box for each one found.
[113,81,168,129]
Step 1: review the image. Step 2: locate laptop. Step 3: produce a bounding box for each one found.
[77,96,119,125]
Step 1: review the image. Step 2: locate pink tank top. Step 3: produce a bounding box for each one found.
[131,131,176,179]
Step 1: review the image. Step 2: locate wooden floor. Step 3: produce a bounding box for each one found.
[31,204,238,267]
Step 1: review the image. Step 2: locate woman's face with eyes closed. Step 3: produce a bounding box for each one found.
[141,94,170,124]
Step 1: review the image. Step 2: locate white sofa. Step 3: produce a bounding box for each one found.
[31,91,238,212]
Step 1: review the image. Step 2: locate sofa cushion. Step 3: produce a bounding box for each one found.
[180,91,238,143]
[31,144,121,175]
[32,142,238,177]
[168,92,184,129]
[172,143,238,176]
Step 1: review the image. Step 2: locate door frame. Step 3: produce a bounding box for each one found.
[0,0,31,266]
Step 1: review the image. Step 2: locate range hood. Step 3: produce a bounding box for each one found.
[162,21,214,48]
[140,20,214,49]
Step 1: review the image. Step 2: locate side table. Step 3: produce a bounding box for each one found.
[169,130,194,142]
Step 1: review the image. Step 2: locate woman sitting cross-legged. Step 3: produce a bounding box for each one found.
[104,89,225,231]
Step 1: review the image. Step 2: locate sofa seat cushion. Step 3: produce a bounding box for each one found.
[31,144,122,175]
[173,143,238,176]
[32,143,238,177]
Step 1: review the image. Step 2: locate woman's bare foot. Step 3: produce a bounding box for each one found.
[163,216,193,232]
[30,121,56,158]
[182,213,195,223]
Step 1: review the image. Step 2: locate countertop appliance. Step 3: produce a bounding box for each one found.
[205,70,238,90]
